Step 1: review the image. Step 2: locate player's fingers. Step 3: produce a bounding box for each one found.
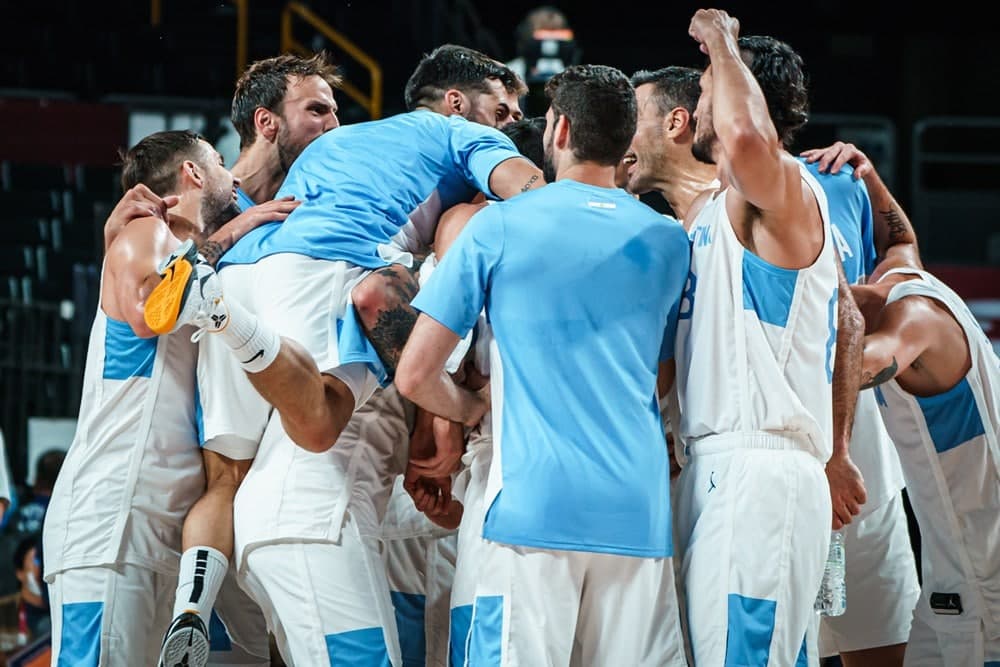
[161,194,179,210]
[799,149,820,162]
[846,499,862,516]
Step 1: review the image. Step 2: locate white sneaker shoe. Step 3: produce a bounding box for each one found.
[144,238,229,342]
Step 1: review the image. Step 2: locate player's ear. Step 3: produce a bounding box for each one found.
[255,106,279,143]
[181,160,204,189]
[554,113,570,149]
[667,107,690,137]
[444,89,468,116]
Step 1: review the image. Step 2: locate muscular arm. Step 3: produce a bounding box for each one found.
[105,217,180,337]
[696,20,785,212]
[396,314,489,427]
[861,299,935,388]
[832,261,863,457]
[864,166,922,277]
[487,156,545,200]
[828,260,868,529]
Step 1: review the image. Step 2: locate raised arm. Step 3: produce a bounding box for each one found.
[799,142,921,278]
[689,10,786,213]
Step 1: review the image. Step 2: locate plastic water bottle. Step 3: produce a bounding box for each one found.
[814,531,847,616]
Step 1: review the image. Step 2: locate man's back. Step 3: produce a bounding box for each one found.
[219,110,520,270]
[415,179,690,556]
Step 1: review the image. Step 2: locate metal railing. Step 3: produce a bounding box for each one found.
[281,1,383,119]
[911,116,1000,264]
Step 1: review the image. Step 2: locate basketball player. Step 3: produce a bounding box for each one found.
[624,66,717,221]
[397,64,690,665]
[42,130,282,667]
[154,52,343,666]
[799,141,922,667]
[819,143,1000,667]
[671,12,856,665]
[147,45,542,665]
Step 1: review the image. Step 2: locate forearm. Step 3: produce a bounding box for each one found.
[401,370,486,427]
[832,282,864,457]
[198,218,254,267]
[707,34,777,157]
[865,168,920,266]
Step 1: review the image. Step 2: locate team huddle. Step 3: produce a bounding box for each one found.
[40,7,1000,667]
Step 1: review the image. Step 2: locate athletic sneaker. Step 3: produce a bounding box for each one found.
[158,611,210,667]
[144,238,228,341]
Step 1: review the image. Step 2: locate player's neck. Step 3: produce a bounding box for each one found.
[231,145,285,204]
[556,162,616,188]
[657,163,717,221]
[165,196,204,243]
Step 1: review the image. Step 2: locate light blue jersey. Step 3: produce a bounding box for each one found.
[413,180,691,557]
[235,187,255,212]
[800,159,876,285]
[219,111,521,270]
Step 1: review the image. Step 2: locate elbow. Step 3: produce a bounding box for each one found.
[394,357,424,403]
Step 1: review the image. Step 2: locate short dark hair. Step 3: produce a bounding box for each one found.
[34,448,65,491]
[404,44,525,111]
[501,117,546,167]
[120,130,207,196]
[12,534,37,573]
[544,64,636,166]
[630,66,702,116]
[231,52,342,150]
[737,35,809,147]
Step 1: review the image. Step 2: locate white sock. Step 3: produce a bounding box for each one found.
[173,546,229,619]
[215,297,280,373]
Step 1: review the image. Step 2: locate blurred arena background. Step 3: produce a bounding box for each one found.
[0,0,997,489]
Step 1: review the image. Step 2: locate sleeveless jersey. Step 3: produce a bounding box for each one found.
[875,268,1000,636]
[44,275,204,578]
[675,162,840,462]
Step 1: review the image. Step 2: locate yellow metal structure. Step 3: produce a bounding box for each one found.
[281,1,383,119]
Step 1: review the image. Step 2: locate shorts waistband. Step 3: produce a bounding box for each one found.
[685,431,816,457]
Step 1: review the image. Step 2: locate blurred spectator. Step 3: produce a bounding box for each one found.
[9,450,64,536]
[506,6,582,115]
[0,535,47,654]
[12,535,47,641]
[0,432,11,528]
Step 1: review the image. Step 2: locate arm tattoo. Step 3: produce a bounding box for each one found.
[366,306,418,377]
[198,240,225,267]
[861,356,898,389]
[521,174,540,192]
[881,207,907,243]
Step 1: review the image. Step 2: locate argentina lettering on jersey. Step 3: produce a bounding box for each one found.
[801,158,905,514]
[874,270,1000,635]
[218,111,522,270]
[800,159,876,285]
[413,180,690,557]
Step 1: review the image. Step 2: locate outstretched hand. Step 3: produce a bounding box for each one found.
[800,142,873,180]
[229,195,301,232]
